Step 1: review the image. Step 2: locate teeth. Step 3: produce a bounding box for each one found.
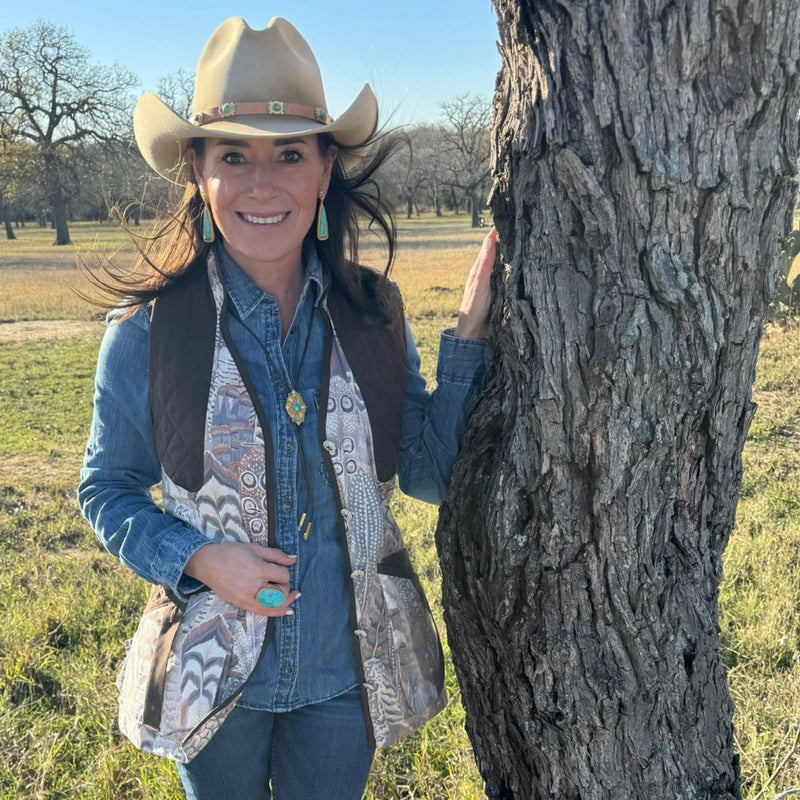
[242,212,287,225]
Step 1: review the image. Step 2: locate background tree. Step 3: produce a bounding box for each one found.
[66,140,135,222]
[0,125,20,239]
[438,94,491,227]
[377,125,450,219]
[0,133,42,238]
[437,2,800,798]
[411,125,452,217]
[156,68,194,121]
[0,20,138,244]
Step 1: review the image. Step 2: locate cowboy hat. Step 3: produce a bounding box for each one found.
[134,16,378,183]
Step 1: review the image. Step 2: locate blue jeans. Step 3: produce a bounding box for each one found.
[176,687,374,800]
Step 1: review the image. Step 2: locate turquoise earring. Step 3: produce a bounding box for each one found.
[316,191,329,241]
[201,193,215,243]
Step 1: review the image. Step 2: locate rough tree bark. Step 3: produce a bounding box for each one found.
[437,2,800,799]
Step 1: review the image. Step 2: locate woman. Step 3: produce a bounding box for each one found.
[78,15,494,800]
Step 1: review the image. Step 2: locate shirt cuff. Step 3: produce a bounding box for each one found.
[436,329,487,385]
[152,525,211,602]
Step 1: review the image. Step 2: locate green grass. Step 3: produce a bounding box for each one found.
[1,217,799,797]
[0,339,103,481]
[718,320,800,798]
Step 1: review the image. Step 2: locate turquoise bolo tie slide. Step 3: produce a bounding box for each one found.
[257,585,286,609]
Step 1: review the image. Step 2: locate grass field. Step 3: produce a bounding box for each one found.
[1,218,800,798]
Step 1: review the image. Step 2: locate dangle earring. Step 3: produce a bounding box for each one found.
[200,192,215,243]
[316,190,329,241]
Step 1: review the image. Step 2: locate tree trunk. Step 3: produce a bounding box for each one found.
[468,191,481,227]
[437,2,800,799]
[2,205,16,240]
[42,150,71,245]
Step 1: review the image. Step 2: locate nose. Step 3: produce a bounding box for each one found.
[248,158,279,198]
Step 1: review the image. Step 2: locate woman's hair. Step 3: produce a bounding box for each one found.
[87,130,403,325]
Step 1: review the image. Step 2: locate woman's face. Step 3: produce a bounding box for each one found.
[189,135,336,279]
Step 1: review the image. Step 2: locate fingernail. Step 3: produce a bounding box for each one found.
[288,554,299,559]
[294,592,302,600]
[285,609,294,616]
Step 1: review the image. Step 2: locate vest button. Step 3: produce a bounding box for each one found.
[323,440,337,455]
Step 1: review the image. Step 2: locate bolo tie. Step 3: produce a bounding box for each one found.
[237,306,317,541]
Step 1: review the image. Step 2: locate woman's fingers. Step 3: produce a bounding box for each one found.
[183,542,300,616]
[456,227,496,339]
[257,546,301,566]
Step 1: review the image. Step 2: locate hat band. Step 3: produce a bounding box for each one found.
[191,100,332,126]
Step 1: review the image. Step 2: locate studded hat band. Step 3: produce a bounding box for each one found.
[191,100,332,126]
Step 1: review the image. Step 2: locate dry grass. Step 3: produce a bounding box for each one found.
[0,217,488,327]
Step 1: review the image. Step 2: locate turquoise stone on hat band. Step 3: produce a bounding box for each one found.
[257,585,286,608]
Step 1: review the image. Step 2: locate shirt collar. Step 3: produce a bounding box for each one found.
[214,240,326,320]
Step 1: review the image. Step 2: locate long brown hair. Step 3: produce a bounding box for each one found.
[87,130,403,324]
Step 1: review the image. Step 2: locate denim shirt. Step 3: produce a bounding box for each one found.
[78,243,486,713]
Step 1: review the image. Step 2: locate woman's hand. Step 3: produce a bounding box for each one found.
[184,542,300,617]
[456,227,496,340]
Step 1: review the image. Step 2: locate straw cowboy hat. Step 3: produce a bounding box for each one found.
[134,16,378,183]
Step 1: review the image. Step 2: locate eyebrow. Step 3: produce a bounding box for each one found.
[212,137,311,148]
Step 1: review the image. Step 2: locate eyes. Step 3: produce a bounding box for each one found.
[219,147,304,166]
[280,149,303,165]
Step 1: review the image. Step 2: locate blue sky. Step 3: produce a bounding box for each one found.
[3,1,500,125]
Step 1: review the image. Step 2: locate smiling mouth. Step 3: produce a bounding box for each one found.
[240,212,288,225]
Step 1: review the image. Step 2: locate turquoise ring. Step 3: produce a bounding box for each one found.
[257,585,286,609]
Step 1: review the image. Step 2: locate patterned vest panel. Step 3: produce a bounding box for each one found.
[115,254,445,763]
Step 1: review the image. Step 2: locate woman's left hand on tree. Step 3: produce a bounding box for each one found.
[456,227,496,340]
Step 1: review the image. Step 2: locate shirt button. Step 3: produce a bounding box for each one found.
[323,440,337,455]
[351,569,365,580]
[285,442,294,453]
[283,499,292,509]
[284,665,294,674]
[340,508,353,521]
[354,629,367,638]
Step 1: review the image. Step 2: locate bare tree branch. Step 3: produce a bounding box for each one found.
[0,19,138,243]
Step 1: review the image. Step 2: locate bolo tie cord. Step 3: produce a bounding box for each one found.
[236,309,317,541]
